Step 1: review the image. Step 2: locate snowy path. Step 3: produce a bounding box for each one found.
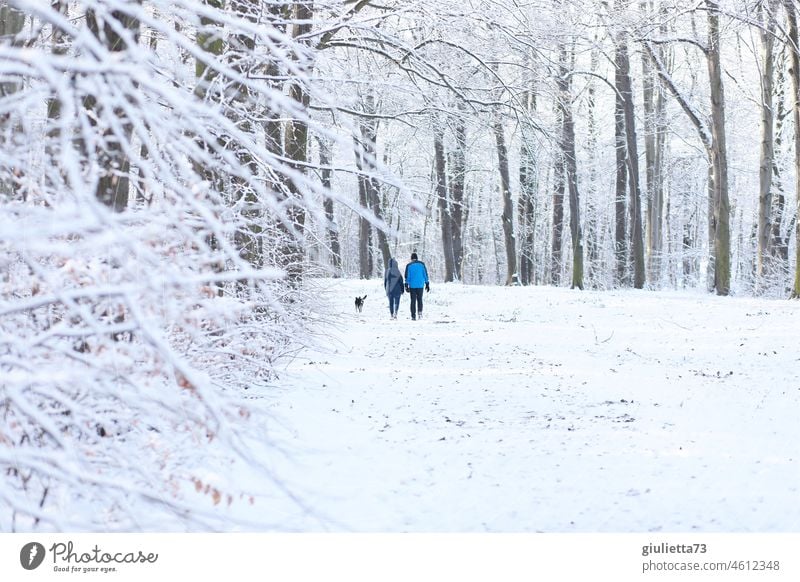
[249,280,800,532]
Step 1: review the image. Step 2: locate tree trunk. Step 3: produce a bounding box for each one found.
[434,121,455,282]
[518,132,537,286]
[707,0,731,296]
[552,149,565,286]
[280,2,313,283]
[706,162,716,291]
[358,194,372,276]
[193,0,226,295]
[353,97,390,273]
[230,0,262,274]
[317,138,342,275]
[652,70,667,284]
[616,26,646,289]
[644,33,728,293]
[557,43,583,290]
[135,28,159,205]
[85,3,142,211]
[0,3,25,84]
[263,3,284,160]
[585,41,599,286]
[449,114,467,281]
[493,115,518,285]
[784,0,800,297]
[0,4,24,99]
[614,53,628,287]
[757,0,777,288]
[1,2,26,197]
[354,134,373,279]
[772,45,791,266]
[641,0,667,284]
[517,54,538,286]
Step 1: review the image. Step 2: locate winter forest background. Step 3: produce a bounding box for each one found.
[1,0,799,531]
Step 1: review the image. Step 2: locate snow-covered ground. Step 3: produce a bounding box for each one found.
[238,279,800,532]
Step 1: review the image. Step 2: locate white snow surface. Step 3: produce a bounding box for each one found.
[235,279,800,532]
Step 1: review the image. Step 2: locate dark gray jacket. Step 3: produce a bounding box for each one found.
[384,258,404,297]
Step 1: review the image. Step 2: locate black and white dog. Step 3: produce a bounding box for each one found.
[354,295,367,313]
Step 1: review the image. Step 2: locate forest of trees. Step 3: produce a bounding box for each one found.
[299,0,800,299]
[1,0,799,530]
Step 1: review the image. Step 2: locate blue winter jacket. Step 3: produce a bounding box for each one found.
[404,260,429,289]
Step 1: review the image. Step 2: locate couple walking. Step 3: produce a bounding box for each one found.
[384,252,430,320]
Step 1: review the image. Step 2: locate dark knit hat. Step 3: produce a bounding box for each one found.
[411,252,418,260]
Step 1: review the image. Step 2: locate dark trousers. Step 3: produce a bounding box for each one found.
[409,287,424,319]
[388,293,401,315]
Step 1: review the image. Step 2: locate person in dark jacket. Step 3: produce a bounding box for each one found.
[404,252,429,320]
[383,257,404,319]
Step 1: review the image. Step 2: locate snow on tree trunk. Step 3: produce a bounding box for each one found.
[449,112,467,282]
[757,0,778,290]
[318,137,342,275]
[557,43,583,291]
[706,0,731,296]
[616,23,646,289]
[614,54,628,288]
[641,0,667,285]
[784,0,800,297]
[434,120,455,282]
[493,114,518,286]
[353,94,390,275]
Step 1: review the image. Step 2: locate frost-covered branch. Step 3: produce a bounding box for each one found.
[0,0,351,531]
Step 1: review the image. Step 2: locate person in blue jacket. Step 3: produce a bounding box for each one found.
[383,257,404,319]
[404,252,429,320]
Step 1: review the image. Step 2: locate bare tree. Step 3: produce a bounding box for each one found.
[0,1,25,197]
[643,0,730,295]
[614,7,645,289]
[84,2,142,211]
[552,141,566,286]
[640,0,668,284]
[614,44,628,287]
[493,112,518,285]
[783,0,800,297]
[282,1,314,283]
[353,93,391,274]
[449,112,467,281]
[557,42,584,290]
[757,0,779,289]
[706,0,731,296]
[434,119,456,281]
[317,136,342,274]
[519,61,538,286]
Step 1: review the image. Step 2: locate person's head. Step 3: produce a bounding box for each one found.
[411,252,418,261]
